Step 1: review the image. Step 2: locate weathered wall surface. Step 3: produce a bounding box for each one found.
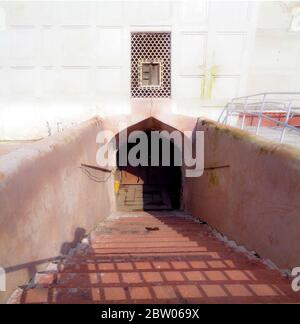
[184,119,300,270]
[0,117,114,303]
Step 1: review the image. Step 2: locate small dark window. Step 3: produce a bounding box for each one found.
[141,62,161,87]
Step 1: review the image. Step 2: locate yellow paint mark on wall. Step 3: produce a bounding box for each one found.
[209,171,220,186]
[202,65,219,100]
[115,180,120,194]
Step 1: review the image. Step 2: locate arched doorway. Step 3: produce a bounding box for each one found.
[115,128,182,211]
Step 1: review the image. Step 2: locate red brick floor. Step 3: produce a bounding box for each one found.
[16,211,300,304]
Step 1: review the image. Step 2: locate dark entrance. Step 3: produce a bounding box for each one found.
[116,130,182,211]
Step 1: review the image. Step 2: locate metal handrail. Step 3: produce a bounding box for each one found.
[218,93,300,144]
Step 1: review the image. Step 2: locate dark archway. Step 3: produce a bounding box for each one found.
[114,120,183,211]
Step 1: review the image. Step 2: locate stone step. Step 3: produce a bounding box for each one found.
[15,211,300,304]
[33,269,290,289]
[19,284,300,304]
[56,259,267,273]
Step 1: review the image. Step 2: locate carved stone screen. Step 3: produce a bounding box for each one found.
[131,32,171,98]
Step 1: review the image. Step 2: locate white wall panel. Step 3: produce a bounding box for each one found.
[41,28,57,66]
[41,68,60,96]
[95,1,123,26]
[58,2,92,26]
[0,30,8,61]
[178,77,203,99]
[179,33,206,75]
[179,0,208,26]
[250,34,299,70]
[214,33,246,73]
[95,28,123,66]
[95,68,122,94]
[5,2,38,26]
[0,68,9,96]
[211,76,239,99]
[10,28,38,65]
[61,28,92,66]
[59,68,90,96]
[126,1,172,25]
[211,1,250,30]
[10,68,35,95]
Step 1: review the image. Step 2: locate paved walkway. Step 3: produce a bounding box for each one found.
[15,211,300,304]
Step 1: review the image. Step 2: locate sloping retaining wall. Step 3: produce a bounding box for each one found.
[184,119,300,270]
[0,117,114,303]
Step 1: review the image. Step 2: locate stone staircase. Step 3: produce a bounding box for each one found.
[116,185,172,211]
[11,211,300,304]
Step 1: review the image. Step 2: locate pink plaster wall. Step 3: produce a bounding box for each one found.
[0,117,114,303]
[2,109,300,302]
[184,119,300,270]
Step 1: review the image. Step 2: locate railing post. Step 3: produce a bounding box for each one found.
[256,94,266,135]
[218,105,227,124]
[280,100,292,143]
[241,97,248,130]
[227,110,232,126]
[224,102,231,125]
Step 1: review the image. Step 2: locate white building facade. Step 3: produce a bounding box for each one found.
[0,1,299,139]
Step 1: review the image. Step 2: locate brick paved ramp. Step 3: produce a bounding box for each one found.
[15,211,300,304]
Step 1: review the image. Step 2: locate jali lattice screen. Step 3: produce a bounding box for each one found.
[131,32,171,98]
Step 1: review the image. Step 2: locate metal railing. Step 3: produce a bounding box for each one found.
[218,92,300,144]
